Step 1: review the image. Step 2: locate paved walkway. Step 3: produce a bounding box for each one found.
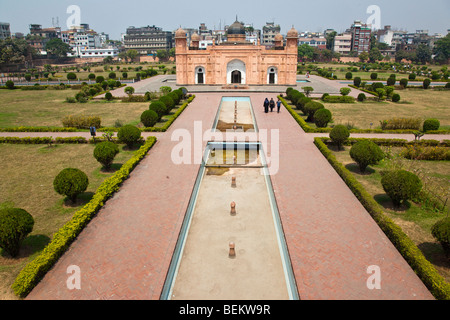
[18,91,438,300]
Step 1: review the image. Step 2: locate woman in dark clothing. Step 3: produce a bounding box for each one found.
[264,98,269,113]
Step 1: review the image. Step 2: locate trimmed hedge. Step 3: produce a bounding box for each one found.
[279,95,450,135]
[313,137,450,300]
[11,136,157,298]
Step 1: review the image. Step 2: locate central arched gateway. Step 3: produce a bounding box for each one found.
[227,59,246,84]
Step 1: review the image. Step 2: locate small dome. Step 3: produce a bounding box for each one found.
[228,20,245,35]
[175,27,186,38]
[274,33,283,42]
[287,27,298,38]
[191,32,200,41]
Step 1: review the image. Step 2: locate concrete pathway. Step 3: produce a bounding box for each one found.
[19,91,437,300]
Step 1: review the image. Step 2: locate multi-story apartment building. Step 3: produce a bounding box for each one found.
[27,24,61,53]
[0,22,11,40]
[349,20,371,54]
[333,33,352,55]
[262,22,281,47]
[123,25,173,55]
[298,37,327,49]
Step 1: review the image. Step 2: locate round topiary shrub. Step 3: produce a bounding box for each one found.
[88,73,96,80]
[149,101,167,118]
[409,73,416,80]
[159,95,175,112]
[124,86,135,95]
[381,170,422,207]
[314,108,332,128]
[321,93,329,101]
[24,74,31,81]
[5,80,14,89]
[96,76,105,84]
[423,119,440,132]
[431,218,450,256]
[357,93,366,102]
[67,72,77,80]
[0,208,34,257]
[53,168,89,203]
[345,72,353,80]
[105,92,113,101]
[387,76,396,86]
[304,101,324,122]
[391,93,401,102]
[94,141,119,170]
[108,72,116,79]
[118,125,141,148]
[329,125,350,150]
[370,73,378,80]
[286,87,293,95]
[296,96,311,112]
[168,91,181,105]
[289,90,304,105]
[445,82,450,89]
[141,109,159,127]
[349,139,384,173]
[399,78,408,88]
[353,77,361,87]
[423,78,431,89]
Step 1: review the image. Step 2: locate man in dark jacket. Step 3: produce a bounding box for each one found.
[269,98,275,112]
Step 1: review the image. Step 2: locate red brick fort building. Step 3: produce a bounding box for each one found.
[175,20,298,86]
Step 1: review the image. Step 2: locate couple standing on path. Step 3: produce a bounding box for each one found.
[264,98,282,114]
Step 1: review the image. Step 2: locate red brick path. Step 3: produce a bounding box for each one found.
[25,92,434,300]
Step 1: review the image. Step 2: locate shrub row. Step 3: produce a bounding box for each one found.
[278,96,331,133]
[142,95,196,132]
[400,145,450,161]
[11,136,158,298]
[0,136,88,144]
[313,137,450,300]
[321,137,450,148]
[62,115,102,129]
[323,95,355,103]
[0,127,78,132]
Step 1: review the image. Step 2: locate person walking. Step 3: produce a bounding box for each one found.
[264,98,269,113]
[276,98,282,113]
[269,98,275,112]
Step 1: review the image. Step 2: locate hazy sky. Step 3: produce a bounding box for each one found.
[1,0,449,39]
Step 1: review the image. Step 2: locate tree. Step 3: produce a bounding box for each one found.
[124,86,135,96]
[415,44,432,64]
[433,34,450,64]
[326,31,337,51]
[0,38,36,64]
[302,86,314,97]
[126,49,138,62]
[45,38,73,59]
[297,44,315,61]
[156,49,169,61]
[369,47,383,62]
[359,52,369,63]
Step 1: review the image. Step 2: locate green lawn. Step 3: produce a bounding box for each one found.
[331,145,450,282]
[0,89,149,128]
[325,89,450,130]
[0,143,136,299]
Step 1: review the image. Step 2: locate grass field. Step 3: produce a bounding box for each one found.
[324,89,450,130]
[0,89,149,128]
[0,143,136,299]
[331,145,450,283]
[31,62,176,82]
